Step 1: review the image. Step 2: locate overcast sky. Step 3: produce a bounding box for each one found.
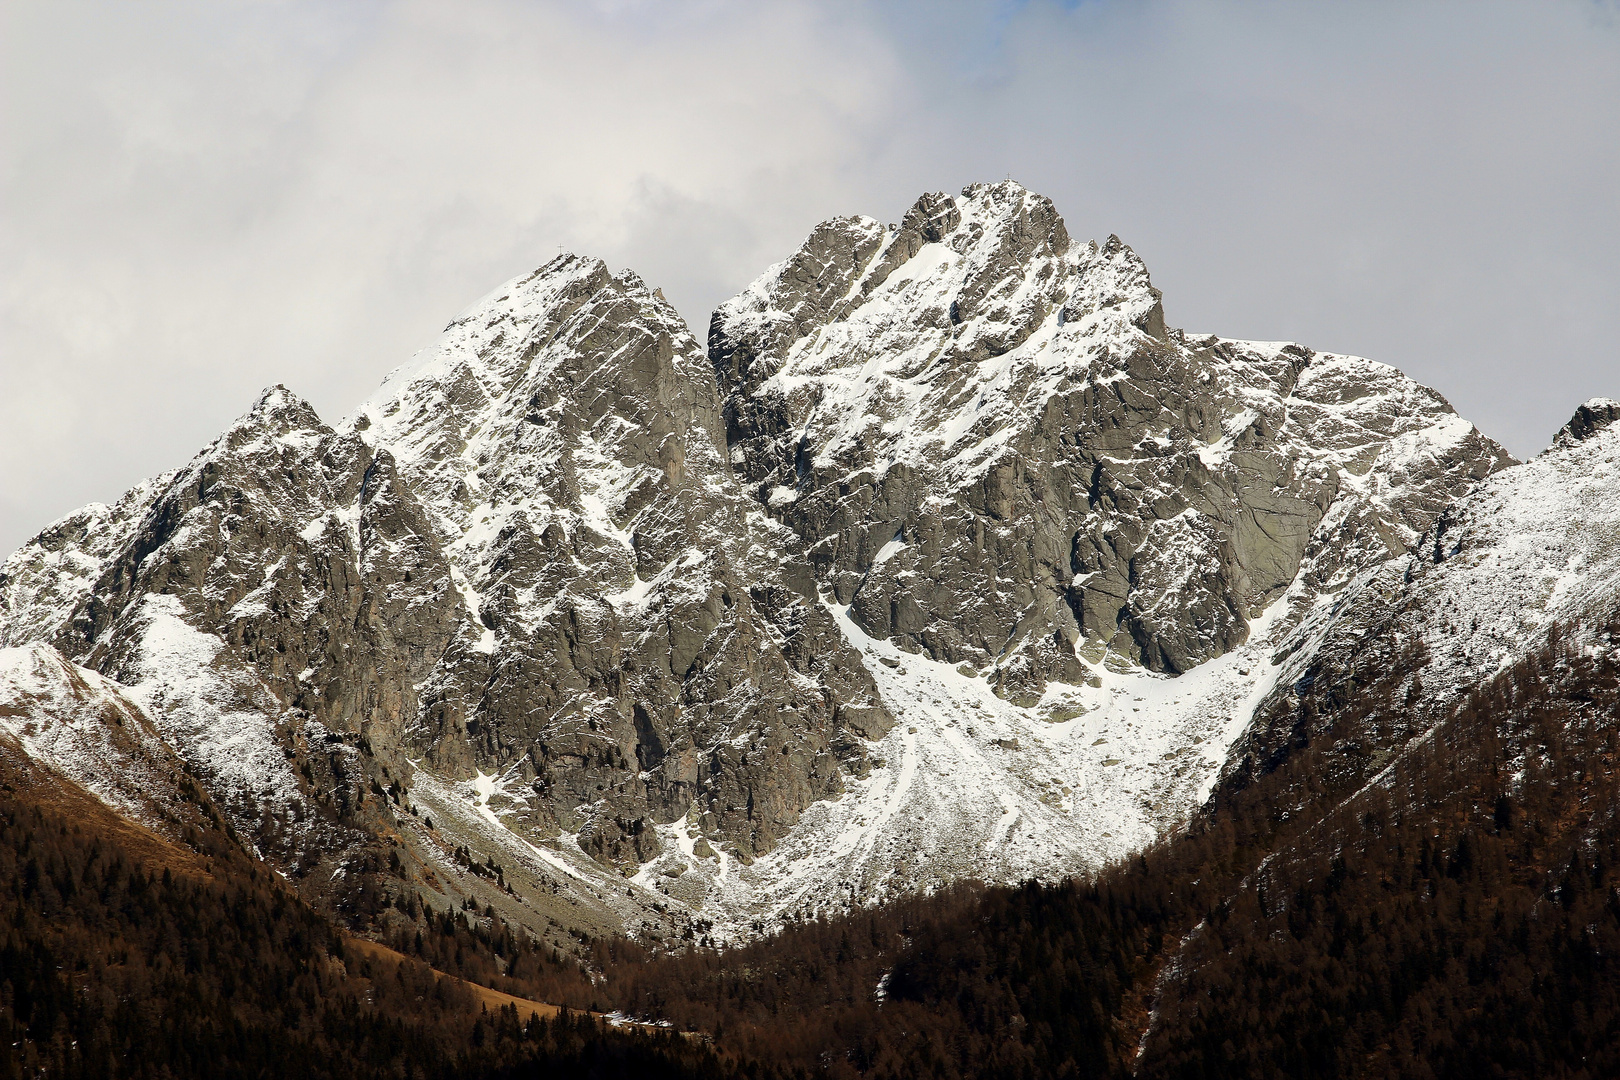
[3,0,1617,555]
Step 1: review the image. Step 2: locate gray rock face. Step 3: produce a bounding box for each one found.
[353,255,888,868]
[713,182,1510,702]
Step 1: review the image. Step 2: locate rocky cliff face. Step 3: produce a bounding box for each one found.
[713,182,1508,699]
[0,182,1529,941]
[350,254,888,869]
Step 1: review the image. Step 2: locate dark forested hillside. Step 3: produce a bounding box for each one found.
[1137,619,1620,1079]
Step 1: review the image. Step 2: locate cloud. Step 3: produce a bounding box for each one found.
[0,0,905,549]
[2,0,1617,554]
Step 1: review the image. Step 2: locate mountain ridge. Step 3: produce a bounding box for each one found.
[2,181,1589,950]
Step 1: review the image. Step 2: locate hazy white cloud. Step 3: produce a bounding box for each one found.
[3,0,1617,553]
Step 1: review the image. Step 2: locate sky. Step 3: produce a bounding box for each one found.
[3,0,1617,555]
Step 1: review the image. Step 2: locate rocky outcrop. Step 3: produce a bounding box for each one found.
[712,182,1511,702]
[352,255,888,867]
[1554,396,1620,447]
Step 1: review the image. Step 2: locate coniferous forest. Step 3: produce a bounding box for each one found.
[0,760,737,1079]
[5,615,1618,1078]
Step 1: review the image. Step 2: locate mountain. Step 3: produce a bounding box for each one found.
[0,182,1562,957]
[703,182,1511,919]
[351,255,888,855]
[713,183,1503,683]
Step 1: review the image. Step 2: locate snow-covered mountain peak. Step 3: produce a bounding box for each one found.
[713,185,1507,698]
[711,182,1148,438]
[246,382,322,427]
[0,183,1545,948]
[367,254,667,411]
[1551,396,1620,450]
[352,252,717,562]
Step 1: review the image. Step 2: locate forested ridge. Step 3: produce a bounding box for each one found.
[4,616,1617,1078]
[0,762,749,1079]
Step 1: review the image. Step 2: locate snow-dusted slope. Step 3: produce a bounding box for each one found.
[0,642,190,828]
[1227,396,1620,794]
[619,594,1304,931]
[1400,397,1620,689]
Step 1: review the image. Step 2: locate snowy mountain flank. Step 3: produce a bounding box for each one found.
[4,182,1605,947]
[1224,396,1620,805]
